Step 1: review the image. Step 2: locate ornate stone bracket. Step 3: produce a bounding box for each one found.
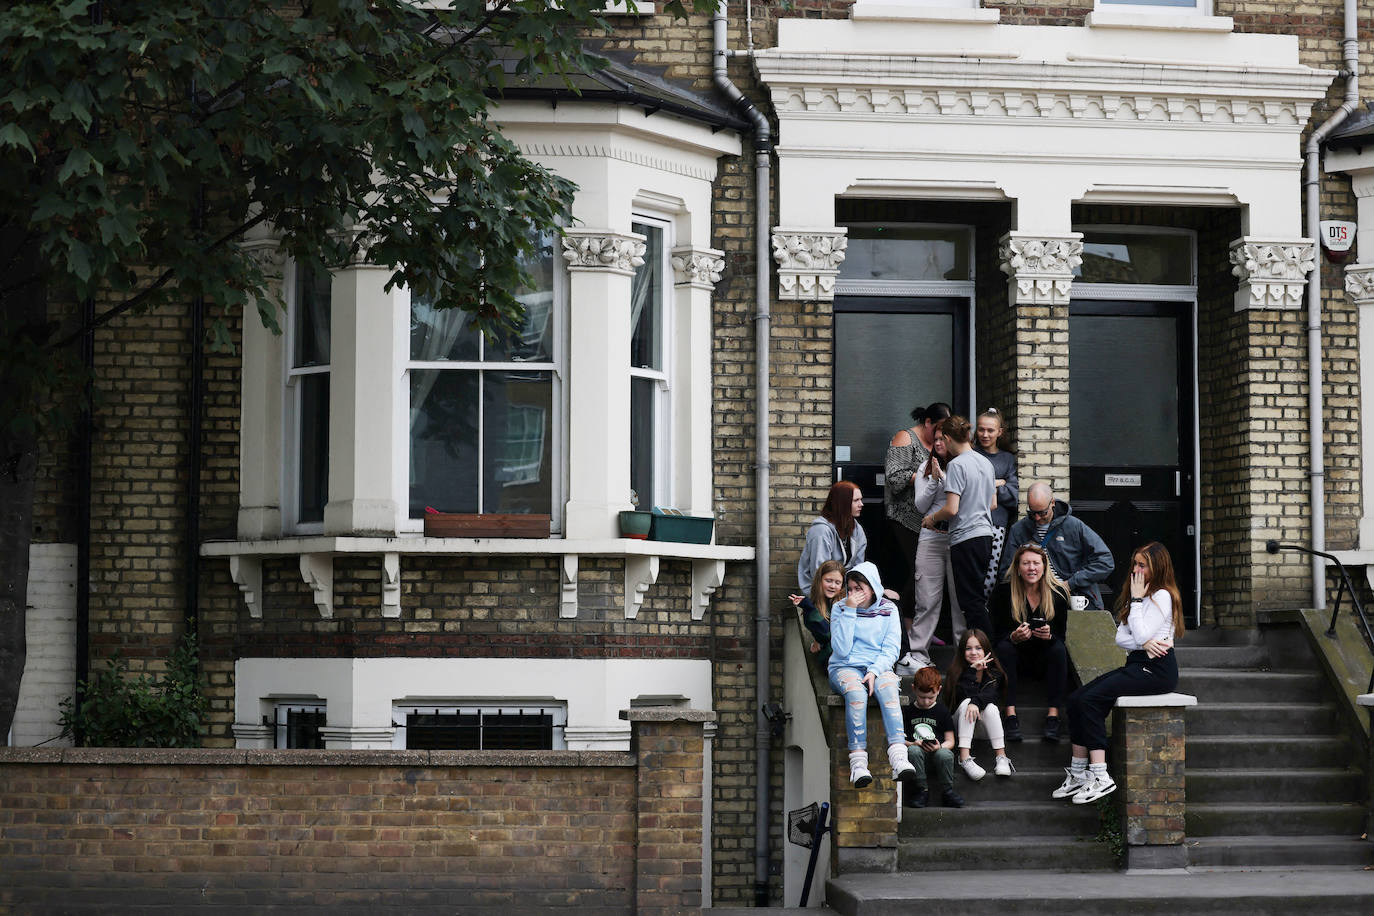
[1229,237,1315,311]
[228,556,263,619]
[562,230,647,276]
[772,228,848,301]
[381,552,401,618]
[671,246,726,289]
[561,554,579,619]
[625,555,661,619]
[998,233,1083,307]
[299,553,334,619]
[691,559,725,621]
[1345,263,1374,306]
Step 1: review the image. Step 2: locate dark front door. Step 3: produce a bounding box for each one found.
[1068,300,1197,625]
[832,297,969,599]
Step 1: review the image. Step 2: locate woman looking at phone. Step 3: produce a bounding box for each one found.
[990,544,1070,743]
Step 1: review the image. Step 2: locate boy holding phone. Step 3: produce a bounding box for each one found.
[903,666,965,808]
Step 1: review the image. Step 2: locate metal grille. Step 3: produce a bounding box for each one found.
[394,706,566,750]
[269,704,325,749]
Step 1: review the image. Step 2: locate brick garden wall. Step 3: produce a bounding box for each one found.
[0,711,709,913]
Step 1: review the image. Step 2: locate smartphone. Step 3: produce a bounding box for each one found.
[1027,616,1047,629]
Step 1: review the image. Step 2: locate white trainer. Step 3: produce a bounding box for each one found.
[889,743,917,785]
[1072,771,1117,804]
[958,757,986,781]
[849,752,873,789]
[993,755,1015,778]
[1052,766,1088,799]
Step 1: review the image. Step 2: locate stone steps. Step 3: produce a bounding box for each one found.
[897,835,1116,872]
[1185,701,1339,735]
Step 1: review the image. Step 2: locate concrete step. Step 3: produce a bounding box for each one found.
[905,765,1072,802]
[1185,701,1339,736]
[1185,734,1354,769]
[1186,835,1374,869]
[825,868,1374,916]
[1173,644,1271,669]
[897,835,1116,872]
[1180,627,1265,648]
[1186,767,1364,804]
[1177,669,1329,703]
[897,800,1100,839]
[1186,801,1366,837]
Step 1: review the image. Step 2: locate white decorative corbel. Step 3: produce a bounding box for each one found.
[691,559,726,621]
[998,233,1083,307]
[299,553,334,619]
[228,556,263,618]
[624,555,660,619]
[381,552,401,618]
[1229,237,1315,310]
[771,228,848,301]
[561,554,579,619]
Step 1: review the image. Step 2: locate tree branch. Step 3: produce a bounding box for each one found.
[44,211,269,350]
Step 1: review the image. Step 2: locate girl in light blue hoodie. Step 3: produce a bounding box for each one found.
[828,561,918,789]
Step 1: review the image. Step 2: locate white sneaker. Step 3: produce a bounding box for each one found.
[993,755,1015,778]
[894,654,919,675]
[1073,771,1117,804]
[889,743,917,785]
[849,752,873,789]
[958,757,986,781]
[1052,766,1088,799]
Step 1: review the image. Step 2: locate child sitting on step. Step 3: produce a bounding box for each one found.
[828,562,919,789]
[903,665,964,808]
[790,559,845,668]
[947,628,1015,781]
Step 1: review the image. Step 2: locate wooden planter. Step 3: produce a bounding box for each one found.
[422,513,551,538]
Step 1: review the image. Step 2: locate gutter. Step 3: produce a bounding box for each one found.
[1302,0,1359,610]
[711,5,774,907]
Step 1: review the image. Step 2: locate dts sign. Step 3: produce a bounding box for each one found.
[1320,220,1357,263]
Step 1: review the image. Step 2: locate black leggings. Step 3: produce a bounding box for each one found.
[1066,649,1179,752]
[995,635,1068,711]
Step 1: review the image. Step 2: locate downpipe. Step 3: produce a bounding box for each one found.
[1302,0,1359,610]
[712,5,775,906]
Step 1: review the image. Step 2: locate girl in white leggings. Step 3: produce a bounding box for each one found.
[947,628,1015,780]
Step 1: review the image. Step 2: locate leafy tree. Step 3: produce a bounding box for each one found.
[0,0,712,739]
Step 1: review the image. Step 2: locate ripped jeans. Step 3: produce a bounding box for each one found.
[829,666,906,752]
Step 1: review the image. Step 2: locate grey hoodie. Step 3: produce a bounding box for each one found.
[797,515,867,592]
[998,499,1114,609]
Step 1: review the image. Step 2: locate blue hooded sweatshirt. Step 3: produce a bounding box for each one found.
[827,561,902,679]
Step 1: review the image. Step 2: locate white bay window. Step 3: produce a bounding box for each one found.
[630,217,671,510]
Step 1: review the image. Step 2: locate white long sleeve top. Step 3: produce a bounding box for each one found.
[1115,589,1174,651]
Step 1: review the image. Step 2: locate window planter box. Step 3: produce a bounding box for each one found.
[422,513,551,539]
[649,509,714,545]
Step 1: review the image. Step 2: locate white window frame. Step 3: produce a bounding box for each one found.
[389,701,568,750]
[282,260,330,535]
[400,232,567,533]
[1095,0,1211,15]
[630,213,675,511]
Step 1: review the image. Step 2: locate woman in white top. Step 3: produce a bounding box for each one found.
[1053,541,1182,805]
[910,435,963,668]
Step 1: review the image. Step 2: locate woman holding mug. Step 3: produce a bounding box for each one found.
[990,544,1070,743]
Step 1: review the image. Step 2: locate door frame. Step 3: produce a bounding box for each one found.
[1070,286,1201,628]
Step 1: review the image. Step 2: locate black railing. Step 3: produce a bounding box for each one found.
[393,707,564,750]
[1266,540,1374,693]
[266,705,325,749]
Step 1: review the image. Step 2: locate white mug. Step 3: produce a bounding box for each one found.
[1070,595,1088,611]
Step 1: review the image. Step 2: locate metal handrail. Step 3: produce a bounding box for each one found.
[1267,540,1374,693]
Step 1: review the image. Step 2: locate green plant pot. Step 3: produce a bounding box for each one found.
[619,510,653,539]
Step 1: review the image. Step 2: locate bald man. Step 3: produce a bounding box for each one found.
[998,483,1114,609]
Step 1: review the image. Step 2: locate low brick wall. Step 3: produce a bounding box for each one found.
[1111,693,1195,871]
[0,710,710,913]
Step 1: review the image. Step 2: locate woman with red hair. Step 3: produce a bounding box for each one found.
[798,480,868,592]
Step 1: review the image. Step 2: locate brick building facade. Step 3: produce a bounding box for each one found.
[14,0,1374,906]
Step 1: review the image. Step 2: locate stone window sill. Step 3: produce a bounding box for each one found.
[850,3,999,24]
[202,536,754,621]
[1086,11,1234,33]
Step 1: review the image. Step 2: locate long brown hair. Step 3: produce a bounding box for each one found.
[1114,541,1184,638]
[944,628,1006,706]
[1006,544,1068,624]
[820,480,862,540]
[938,414,972,445]
[808,559,846,621]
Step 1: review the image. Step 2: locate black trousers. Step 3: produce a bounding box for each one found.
[1067,649,1179,751]
[996,635,1069,711]
[949,535,992,638]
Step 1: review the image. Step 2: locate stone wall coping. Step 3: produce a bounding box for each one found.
[0,747,635,768]
[620,708,717,723]
[1114,692,1197,708]
[1356,693,1374,708]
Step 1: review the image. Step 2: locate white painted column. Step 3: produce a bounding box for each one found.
[237,234,286,539]
[323,263,408,535]
[671,246,725,520]
[1344,168,1374,544]
[561,230,645,539]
